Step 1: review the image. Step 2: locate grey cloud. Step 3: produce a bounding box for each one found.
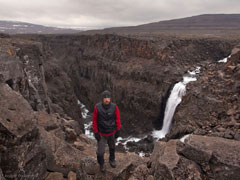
[0,0,239,29]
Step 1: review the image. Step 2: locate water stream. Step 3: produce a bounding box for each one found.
[78,100,95,139]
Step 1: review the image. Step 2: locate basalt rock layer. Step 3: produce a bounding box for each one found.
[33,34,233,136]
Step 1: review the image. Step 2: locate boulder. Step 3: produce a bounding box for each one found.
[39,127,84,176]
[37,110,97,177]
[0,84,47,179]
[150,140,202,180]
[149,135,240,180]
[179,135,240,180]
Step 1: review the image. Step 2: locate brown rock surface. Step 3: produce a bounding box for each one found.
[150,140,202,180]
[148,135,240,180]
[77,152,145,180]
[0,83,47,179]
[68,171,77,180]
[179,135,240,180]
[45,172,66,180]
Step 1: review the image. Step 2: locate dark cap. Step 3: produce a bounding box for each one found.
[102,90,111,99]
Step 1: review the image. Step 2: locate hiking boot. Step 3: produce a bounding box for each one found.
[100,164,106,172]
[109,160,116,168]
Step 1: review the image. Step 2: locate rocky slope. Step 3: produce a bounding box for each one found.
[83,14,240,37]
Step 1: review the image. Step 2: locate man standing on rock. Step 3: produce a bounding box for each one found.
[92,90,121,172]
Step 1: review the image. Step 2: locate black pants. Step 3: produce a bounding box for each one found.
[96,134,115,156]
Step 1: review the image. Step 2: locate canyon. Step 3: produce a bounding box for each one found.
[0,32,240,179]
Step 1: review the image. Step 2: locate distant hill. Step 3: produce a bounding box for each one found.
[84,14,240,35]
[0,21,81,34]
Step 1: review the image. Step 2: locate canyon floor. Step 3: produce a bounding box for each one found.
[0,32,240,180]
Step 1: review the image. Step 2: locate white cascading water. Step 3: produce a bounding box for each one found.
[160,82,186,136]
[152,67,200,139]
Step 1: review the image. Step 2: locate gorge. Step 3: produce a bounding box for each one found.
[0,32,240,179]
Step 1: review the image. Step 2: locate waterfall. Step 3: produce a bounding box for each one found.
[152,67,200,139]
[160,82,186,136]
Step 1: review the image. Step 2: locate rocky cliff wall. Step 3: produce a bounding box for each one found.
[0,33,237,137]
[0,35,84,133]
[36,34,233,136]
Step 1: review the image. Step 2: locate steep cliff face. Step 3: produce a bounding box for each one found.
[37,34,233,136]
[168,45,240,140]
[0,35,84,133]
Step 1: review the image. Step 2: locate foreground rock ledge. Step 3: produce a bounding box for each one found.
[148,135,240,180]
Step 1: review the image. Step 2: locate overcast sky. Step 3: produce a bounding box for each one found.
[0,0,239,29]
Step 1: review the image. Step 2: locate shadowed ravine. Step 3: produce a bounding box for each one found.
[0,33,240,179]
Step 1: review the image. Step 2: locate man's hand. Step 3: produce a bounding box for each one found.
[115,130,120,139]
[94,133,101,141]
